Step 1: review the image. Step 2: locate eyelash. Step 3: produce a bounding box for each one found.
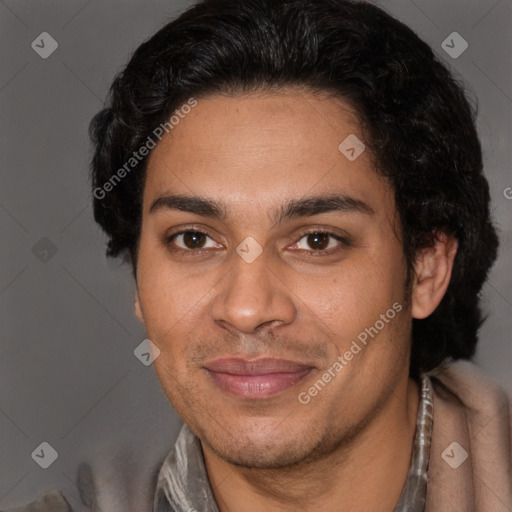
[293,229,351,256]
[164,227,351,256]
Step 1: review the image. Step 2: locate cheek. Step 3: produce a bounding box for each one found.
[136,239,213,340]
[296,254,406,338]
[139,271,209,333]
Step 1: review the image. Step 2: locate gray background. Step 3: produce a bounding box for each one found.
[1,0,510,509]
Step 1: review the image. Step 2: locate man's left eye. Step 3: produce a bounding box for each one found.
[294,232,347,251]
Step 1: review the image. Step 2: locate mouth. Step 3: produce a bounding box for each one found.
[203,357,314,399]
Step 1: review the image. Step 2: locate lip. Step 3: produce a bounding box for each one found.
[203,357,314,399]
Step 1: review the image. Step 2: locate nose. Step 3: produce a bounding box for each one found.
[211,249,296,334]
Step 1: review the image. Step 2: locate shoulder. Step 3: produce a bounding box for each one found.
[425,359,512,511]
[2,453,166,512]
[428,359,511,418]
[1,491,71,512]
[428,359,511,458]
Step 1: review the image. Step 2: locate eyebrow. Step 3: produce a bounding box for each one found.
[149,193,374,223]
[150,194,224,218]
[276,194,374,224]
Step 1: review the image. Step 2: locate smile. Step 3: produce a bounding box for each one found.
[203,357,314,399]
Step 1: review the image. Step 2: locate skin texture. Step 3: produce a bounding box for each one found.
[134,88,457,511]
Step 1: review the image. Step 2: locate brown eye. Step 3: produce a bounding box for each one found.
[306,233,330,250]
[168,231,220,251]
[182,231,207,249]
[294,231,349,253]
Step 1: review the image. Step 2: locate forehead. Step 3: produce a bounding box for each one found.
[143,88,392,217]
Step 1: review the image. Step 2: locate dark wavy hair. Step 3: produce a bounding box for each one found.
[89,0,499,377]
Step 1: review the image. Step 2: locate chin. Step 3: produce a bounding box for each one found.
[199,418,323,469]
[212,438,314,469]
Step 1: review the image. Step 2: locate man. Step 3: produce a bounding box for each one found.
[9,0,511,510]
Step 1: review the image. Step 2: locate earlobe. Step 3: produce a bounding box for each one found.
[411,232,458,320]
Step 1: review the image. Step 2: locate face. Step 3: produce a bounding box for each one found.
[135,88,413,469]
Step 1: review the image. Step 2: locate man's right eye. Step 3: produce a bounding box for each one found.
[166,231,221,251]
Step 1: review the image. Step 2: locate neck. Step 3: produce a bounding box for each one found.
[202,375,420,512]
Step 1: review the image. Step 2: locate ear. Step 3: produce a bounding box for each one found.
[411,232,458,319]
[134,291,144,323]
